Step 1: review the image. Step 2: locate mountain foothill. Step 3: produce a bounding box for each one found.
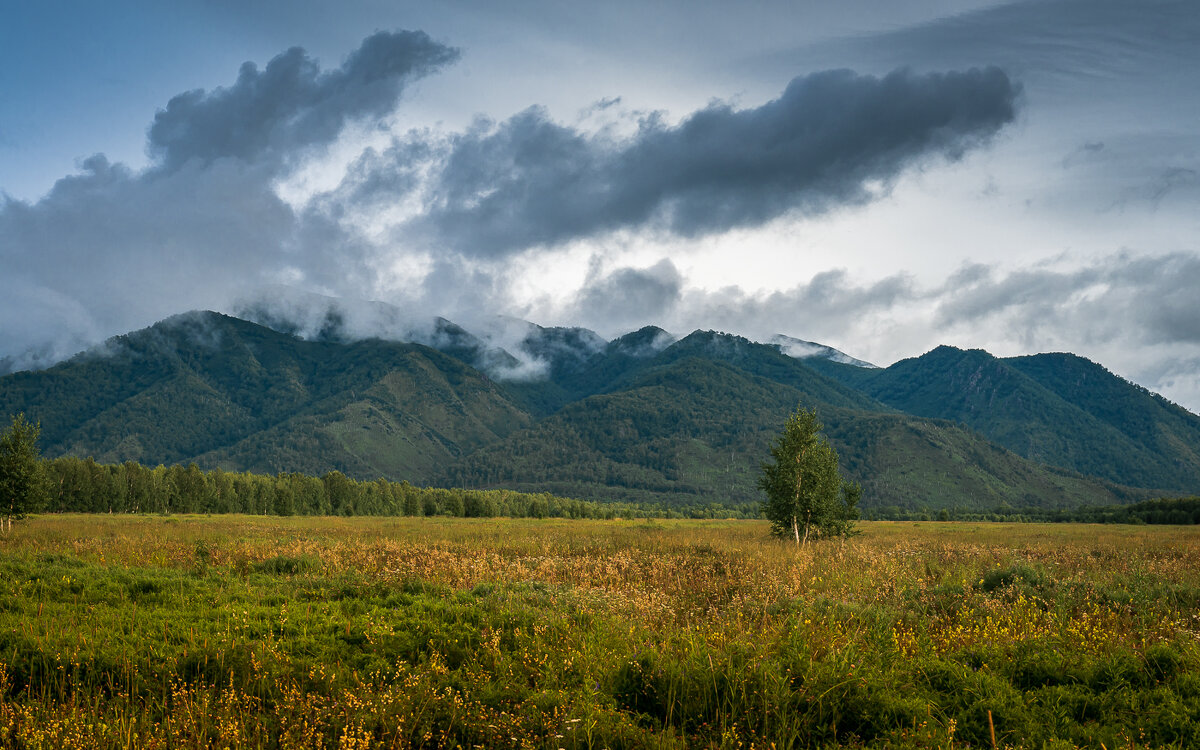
[3,304,1197,514]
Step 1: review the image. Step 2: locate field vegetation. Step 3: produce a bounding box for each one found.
[1,516,1199,748]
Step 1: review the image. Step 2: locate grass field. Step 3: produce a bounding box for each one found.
[1,515,1198,748]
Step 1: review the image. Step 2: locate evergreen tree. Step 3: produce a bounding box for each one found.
[758,407,858,546]
[0,414,49,532]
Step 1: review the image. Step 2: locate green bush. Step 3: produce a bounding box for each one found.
[981,562,1050,595]
[250,554,321,576]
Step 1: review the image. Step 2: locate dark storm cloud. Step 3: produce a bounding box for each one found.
[389,66,1018,257]
[148,31,458,172]
[0,24,1023,375]
[755,0,1200,218]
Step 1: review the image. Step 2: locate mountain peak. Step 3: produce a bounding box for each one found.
[769,334,878,368]
[609,326,677,357]
[4,306,1195,510]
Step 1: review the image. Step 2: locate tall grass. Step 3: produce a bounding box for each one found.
[1,516,1198,747]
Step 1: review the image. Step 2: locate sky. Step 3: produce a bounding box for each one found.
[2,0,1199,411]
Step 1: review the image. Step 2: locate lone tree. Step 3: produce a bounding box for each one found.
[759,406,860,547]
[0,413,49,532]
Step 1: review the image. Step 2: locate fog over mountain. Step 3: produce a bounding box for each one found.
[2,1,1198,411]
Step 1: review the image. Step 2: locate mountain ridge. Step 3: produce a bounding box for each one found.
[808,344,1200,493]
[1,308,1193,511]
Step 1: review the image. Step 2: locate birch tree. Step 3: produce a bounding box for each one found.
[759,407,857,547]
[0,413,48,532]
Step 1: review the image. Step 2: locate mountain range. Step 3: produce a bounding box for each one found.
[3,301,1197,512]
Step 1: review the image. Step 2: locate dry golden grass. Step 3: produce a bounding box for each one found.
[1,515,1198,748]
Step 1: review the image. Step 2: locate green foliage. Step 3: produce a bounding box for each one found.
[39,456,667,519]
[449,356,1133,514]
[250,554,321,576]
[980,563,1050,595]
[758,407,857,544]
[0,312,530,481]
[2,516,1200,746]
[1,312,1190,519]
[900,495,1200,525]
[812,345,1200,493]
[0,413,48,526]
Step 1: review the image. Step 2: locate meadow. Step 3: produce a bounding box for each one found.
[0,515,1198,748]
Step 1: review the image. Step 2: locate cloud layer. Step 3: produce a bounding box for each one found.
[366,66,1018,257]
[0,36,1021,376]
[549,251,1200,412]
[148,31,459,173]
[1,31,456,368]
[934,252,1200,348]
[2,5,1198,421]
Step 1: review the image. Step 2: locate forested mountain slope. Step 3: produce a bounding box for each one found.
[0,312,530,478]
[0,310,1186,510]
[1007,352,1200,482]
[809,345,1200,492]
[443,355,1141,510]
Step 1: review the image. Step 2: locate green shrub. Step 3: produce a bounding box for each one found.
[981,562,1049,594]
[1144,642,1184,683]
[250,554,321,576]
[613,654,670,725]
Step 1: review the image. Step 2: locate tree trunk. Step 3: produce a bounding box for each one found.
[792,514,800,547]
[795,447,807,548]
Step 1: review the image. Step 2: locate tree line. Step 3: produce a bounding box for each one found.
[38,455,679,519]
[0,412,774,524]
[6,412,1195,527]
[863,497,1200,525]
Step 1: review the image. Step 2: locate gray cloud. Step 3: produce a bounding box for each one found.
[934,264,1102,338]
[0,154,295,351]
[0,32,457,367]
[918,251,1200,411]
[574,260,684,334]
[384,66,1018,257]
[934,252,1200,347]
[1141,354,1200,416]
[553,264,919,347]
[148,31,458,172]
[548,251,1200,412]
[0,29,1026,390]
[758,0,1200,91]
[752,0,1200,223]
[762,269,917,318]
[1136,167,1199,209]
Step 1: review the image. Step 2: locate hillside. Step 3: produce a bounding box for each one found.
[443,354,1141,510]
[1007,352,1200,479]
[0,312,531,479]
[810,345,1200,493]
[0,310,1187,512]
